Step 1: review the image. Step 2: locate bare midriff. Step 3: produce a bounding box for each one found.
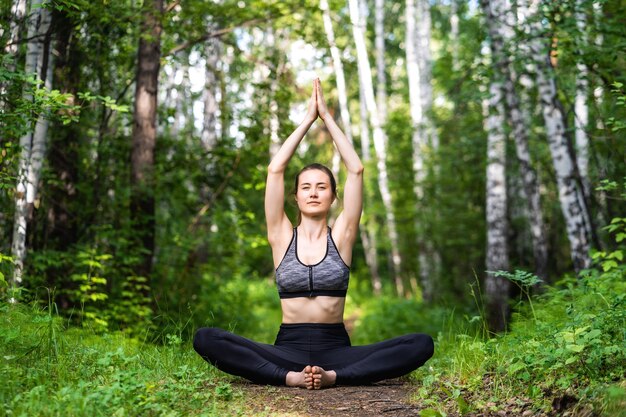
[281,296,346,323]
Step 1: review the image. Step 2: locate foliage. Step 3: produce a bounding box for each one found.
[0,302,248,417]
[408,218,626,416]
[0,60,79,140]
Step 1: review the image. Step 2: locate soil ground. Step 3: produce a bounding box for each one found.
[240,378,423,416]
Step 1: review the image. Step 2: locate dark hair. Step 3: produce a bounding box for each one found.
[293,163,337,224]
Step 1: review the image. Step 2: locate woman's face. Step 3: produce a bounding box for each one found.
[295,169,335,218]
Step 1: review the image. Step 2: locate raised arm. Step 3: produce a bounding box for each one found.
[316,79,364,259]
[265,84,318,256]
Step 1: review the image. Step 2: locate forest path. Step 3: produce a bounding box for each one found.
[239,378,422,416]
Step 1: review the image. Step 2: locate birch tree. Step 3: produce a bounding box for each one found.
[574,0,591,201]
[374,0,387,123]
[1,0,27,102]
[202,32,221,151]
[349,0,404,295]
[406,0,435,299]
[11,0,54,299]
[521,0,593,272]
[450,0,460,72]
[321,0,381,293]
[131,0,164,281]
[483,0,548,279]
[480,35,510,331]
[358,85,382,293]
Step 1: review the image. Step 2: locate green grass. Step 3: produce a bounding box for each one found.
[2,264,624,416]
[405,267,626,417]
[0,302,248,416]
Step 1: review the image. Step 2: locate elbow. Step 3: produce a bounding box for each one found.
[267,162,284,175]
[351,163,364,176]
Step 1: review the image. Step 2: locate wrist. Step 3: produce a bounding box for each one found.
[303,116,317,125]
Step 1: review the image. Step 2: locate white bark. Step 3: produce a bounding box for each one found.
[522,0,593,272]
[359,87,371,162]
[374,0,387,122]
[592,2,604,130]
[480,0,512,330]
[450,0,460,72]
[11,0,53,298]
[202,34,220,151]
[357,85,382,293]
[1,0,27,245]
[321,0,381,292]
[6,0,27,55]
[321,0,354,179]
[350,0,403,295]
[481,65,510,332]
[406,0,424,200]
[484,0,548,279]
[266,28,284,159]
[1,0,27,100]
[574,0,590,200]
[417,0,440,300]
[407,0,432,298]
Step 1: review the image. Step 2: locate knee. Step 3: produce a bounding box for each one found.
[193,327,225,358]
[407,333,435,362]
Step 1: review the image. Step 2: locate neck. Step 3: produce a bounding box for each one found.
[297,218,327,240]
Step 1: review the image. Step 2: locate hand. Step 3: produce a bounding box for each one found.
[315,78,331,121]
[304,81,318,124]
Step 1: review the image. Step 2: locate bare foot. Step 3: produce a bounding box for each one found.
[311,366,336,389]
[286,365,314,389]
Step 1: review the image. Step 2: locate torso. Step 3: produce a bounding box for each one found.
[281,296,345,323]
[274,226,349,324]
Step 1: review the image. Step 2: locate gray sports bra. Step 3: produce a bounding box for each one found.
[275,227,350,299]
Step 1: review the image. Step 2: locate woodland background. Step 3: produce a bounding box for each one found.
[0,0,625,415]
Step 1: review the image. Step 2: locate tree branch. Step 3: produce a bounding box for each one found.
[166,17,266,56]
[164,0,180,13]
[188,152,241,232]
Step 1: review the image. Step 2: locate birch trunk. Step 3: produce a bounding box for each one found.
[320,0,353,179]
[202,34,220,152]
[482,72,510,333]
[374,0,387,123]
[484,0,548,279]
[406,0,432,298]
[11,0,53,299]
[450,0,460,72]
[267,30,280,159]
[321,0,381,293]
[350,0,403,295]
[522,0,593,272]
[418,0,440,300]
[574,0,591,201]
[1,0,27,248]
[131,0,163,281]
[592,2,604,130]
[480,0,511,331]
[1,0,27,101]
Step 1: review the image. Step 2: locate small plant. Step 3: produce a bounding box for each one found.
[489,269,542,322]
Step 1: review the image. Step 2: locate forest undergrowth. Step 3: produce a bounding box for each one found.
[1,261,625,416]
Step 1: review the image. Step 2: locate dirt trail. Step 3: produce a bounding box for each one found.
[240,378,423,416]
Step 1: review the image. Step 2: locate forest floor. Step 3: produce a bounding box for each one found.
[240,378,422,417]
[234,378,600,417]
[231,378,587,417]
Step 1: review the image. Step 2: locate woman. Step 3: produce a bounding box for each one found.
[194,79,434,389]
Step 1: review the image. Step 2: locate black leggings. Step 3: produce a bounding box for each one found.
[193,323,434,385]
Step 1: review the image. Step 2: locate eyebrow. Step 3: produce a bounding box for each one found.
[300,182,328,186]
